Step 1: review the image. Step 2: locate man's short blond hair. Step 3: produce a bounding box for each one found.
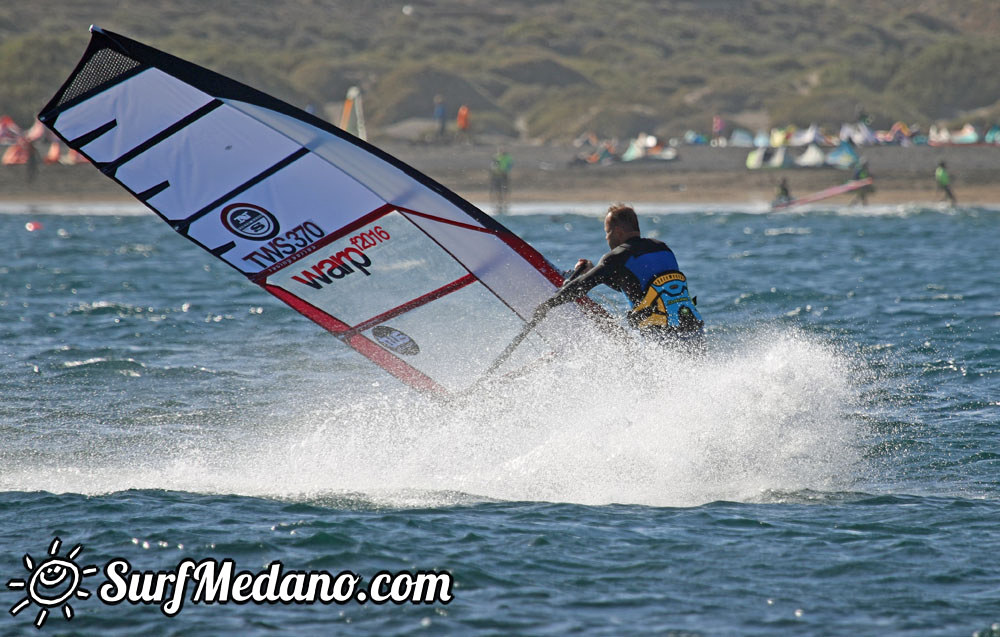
[606,203,639,232]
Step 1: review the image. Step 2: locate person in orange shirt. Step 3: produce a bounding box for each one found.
[456,104,471,144]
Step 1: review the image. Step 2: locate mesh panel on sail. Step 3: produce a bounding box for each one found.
[55,47,142,108]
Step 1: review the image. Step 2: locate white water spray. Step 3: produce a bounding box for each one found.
[4,326,867,508]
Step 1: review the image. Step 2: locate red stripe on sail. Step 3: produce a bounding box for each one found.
[397,207,606,316]
[263,284,447,394]
[345,274,478,337]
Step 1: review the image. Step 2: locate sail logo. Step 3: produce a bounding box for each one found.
[372,326,420,356]
[288,225,391,290]
[291,247,373,289]
[221,203,280,240]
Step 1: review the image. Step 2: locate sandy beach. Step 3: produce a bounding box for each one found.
[3,141,999,208]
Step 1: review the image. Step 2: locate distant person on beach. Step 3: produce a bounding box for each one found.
[850,158,873,206]
[935,161,957,205]
[433,95,446,140]
[712,114,725,144]
[531,203,704,351]
[490,146,512,214]
[855,104,873,126]
[456,104,471,144]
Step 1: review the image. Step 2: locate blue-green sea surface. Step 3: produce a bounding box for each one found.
[1,202,998,635]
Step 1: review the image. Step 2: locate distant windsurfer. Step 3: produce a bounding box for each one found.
[850,158,873,206]
[935,161,957,206]
[532,204,705,350]
[773,178,792,207]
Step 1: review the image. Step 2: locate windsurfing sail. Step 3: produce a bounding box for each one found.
[339,86,367,141]
[771,178,873,210]
[39,26,600,397]
[825,140,859,169]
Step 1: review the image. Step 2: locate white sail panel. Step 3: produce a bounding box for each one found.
[52,69,214,162]
[400,212,559,312]
[118,108,301,220]
[227,100,481,227]
[186,153,386,275]
[359,284,550,390]
[267,210,468,327]
[224,100,563,315]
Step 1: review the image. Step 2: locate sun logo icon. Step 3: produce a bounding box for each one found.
[7,537,99,629]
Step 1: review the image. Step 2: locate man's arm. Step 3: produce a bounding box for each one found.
[533,254,616,320]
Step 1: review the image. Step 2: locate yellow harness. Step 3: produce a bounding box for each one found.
[628,272,702,330]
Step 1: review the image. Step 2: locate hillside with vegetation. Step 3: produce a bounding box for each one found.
[2,0,999,142]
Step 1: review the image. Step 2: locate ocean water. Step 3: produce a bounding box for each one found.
[1,201,998,635]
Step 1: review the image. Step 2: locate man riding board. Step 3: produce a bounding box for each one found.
[532,204,705,349]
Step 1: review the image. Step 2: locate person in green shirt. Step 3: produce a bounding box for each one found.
[935,161,957,206]
[490,147,513,214]
[850,158,873,206]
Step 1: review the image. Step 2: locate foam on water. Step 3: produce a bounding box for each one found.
[0,201,146,216]
[2,325,869,508]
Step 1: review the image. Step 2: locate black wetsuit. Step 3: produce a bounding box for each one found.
[542,237,704,339]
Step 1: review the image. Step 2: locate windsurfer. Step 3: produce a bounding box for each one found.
[850,158,873,206]
[531,204,705,350]
[773,178,792,206]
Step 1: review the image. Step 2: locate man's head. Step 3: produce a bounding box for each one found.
[604,203,640,249]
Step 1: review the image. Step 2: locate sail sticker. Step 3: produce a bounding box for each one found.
[39,27,604,396]
[239,220,326,269]
[220,203,280,240]
[372,326,420,356]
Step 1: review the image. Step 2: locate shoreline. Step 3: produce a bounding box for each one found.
[3,142,998,208]
[3,186,995,209]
